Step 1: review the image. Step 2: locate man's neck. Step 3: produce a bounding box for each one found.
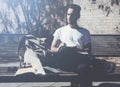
[68,24,79,29]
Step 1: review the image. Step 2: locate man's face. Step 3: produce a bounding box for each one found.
[67,8,79,25]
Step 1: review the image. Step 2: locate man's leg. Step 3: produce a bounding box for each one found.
[77,64,93,87]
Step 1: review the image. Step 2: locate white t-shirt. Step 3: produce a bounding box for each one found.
[53,25,91,50]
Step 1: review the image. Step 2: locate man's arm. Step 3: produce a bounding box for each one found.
[50,37,59,53]
[82,30,92,54]
[50,37,65,53]
[50,37,60,53]
[82,42,92,54]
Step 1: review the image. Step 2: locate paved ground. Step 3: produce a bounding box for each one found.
[0,82,120,87]
[0,82,70,87]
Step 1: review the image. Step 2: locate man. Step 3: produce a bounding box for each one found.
[50,4,92,70]
[51,4,91,53]
[50,4,93,87]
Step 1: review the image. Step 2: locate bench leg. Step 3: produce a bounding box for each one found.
[71,82,79,87]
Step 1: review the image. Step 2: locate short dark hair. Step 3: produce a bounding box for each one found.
[67,4,81,19]
[68,4,81,14]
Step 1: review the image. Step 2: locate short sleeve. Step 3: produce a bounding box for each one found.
[53,29,60,40]
[84,30,91,45]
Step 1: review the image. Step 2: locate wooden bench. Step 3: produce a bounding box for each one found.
[0,34,120,87]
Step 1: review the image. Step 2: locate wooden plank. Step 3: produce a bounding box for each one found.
[0,73,120,82]
[91,35,120,57]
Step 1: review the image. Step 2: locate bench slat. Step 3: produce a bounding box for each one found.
[0,73,120,82]
[91,35,120,57]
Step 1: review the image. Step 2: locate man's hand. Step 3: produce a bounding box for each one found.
[58,43,66,50]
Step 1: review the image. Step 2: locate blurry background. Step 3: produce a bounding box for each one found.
[0,0,72,36]
[75,0,120,34]
[0,0,119,35]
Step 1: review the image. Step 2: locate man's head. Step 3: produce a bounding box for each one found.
[67,4,81,25]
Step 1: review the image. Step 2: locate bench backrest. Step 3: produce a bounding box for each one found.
[91,35,120,57]
[0,34,120,62]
